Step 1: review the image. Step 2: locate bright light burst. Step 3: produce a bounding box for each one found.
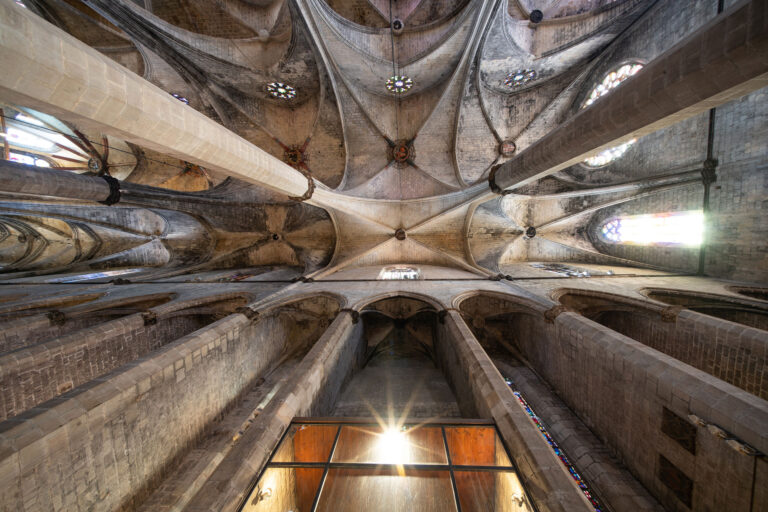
[601,210,704,246]
[375,427,409,464]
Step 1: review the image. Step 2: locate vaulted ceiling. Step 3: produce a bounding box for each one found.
[4,0,764,283]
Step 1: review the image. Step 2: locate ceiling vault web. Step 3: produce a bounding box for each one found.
[0,0,765,278]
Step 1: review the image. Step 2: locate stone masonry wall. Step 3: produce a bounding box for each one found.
[0,313,214,422]
[0,314,112,354]
[494,359,663,512]
[505,310,768,512]
[592,309,768,400]
[0,312,288,512]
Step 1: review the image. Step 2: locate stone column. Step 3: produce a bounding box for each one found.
[492,0,768,190]
[0,159,112,202]
[544,311,768,512]
[496,361,663,512]
[185,308,364,512]
[438,309,592,512]
[0,1,310,199]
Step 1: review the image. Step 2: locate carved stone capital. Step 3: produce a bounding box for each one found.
[543,305,568,323]
[236,307,260,321]
[47,310,66,326]
[141,310,157,326]
[660,305,685,323]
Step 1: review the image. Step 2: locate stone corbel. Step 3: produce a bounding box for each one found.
[47,310,66,326]
[543,305,568,323]
[660,305,685,323]
[236,307,260,322]
[701,158,718,185]
[438,308,461,324]
[340,308,360,324]
[141,310,157,326]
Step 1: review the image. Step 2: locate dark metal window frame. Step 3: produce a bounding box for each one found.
[238,417,539,512]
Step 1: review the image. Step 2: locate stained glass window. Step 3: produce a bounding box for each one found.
[9,151,51,167]
[583,63,643,108]
[2,109,89,169]
[504,69,537,88]
[583,139,636,167]
[506,379,603,511]
[581,63,643,166]
[171,93,189,104]
[386,75,413,94]
[266,82,296,100]
[379,266,420,280]
[600,211,704,246]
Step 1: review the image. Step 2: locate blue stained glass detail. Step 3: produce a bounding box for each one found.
[506,378,603,511]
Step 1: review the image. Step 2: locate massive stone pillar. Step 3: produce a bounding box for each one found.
[0,1,310,200]
[0,299,315,511]
[533,310,768,511]
[495,361,663,512]
[491,0,768,191]
[185,308,364,512]
[0,160,114,202]
[437,309,592,512]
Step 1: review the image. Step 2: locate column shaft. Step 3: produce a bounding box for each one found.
[439,310,592,512]
[0,159,110,201]
[494,0,768,190]
[0,2,310,199]
[185,309,363,512]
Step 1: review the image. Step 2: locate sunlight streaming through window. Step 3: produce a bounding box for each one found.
[600,211,704,246]
[582,63,643,166]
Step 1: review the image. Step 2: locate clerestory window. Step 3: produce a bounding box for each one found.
[379,266,421,280]
[600,210,704,246]
[581,62,643,167]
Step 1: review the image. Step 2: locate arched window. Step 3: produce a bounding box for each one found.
[600,211,704,246]
[582,63,643,167]
[2,108,90,169]
[583,63,643,108]
[379,266,421,280]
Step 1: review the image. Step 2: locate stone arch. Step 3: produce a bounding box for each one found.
[455,290,550,362]
[0,292,175,354]
[0,291,104,317]
[354,290,443,312]
[727,285,768,302]
[256,291,347,315]
[332,294,461,419]
[642,288,768,331]
[555,288,768,400]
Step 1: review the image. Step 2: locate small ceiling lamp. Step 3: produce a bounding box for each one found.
[267,82,296,100]
[251,486,273,505]
[386,75,413,94]
[392,18,404,34]
[504,69,537,88]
